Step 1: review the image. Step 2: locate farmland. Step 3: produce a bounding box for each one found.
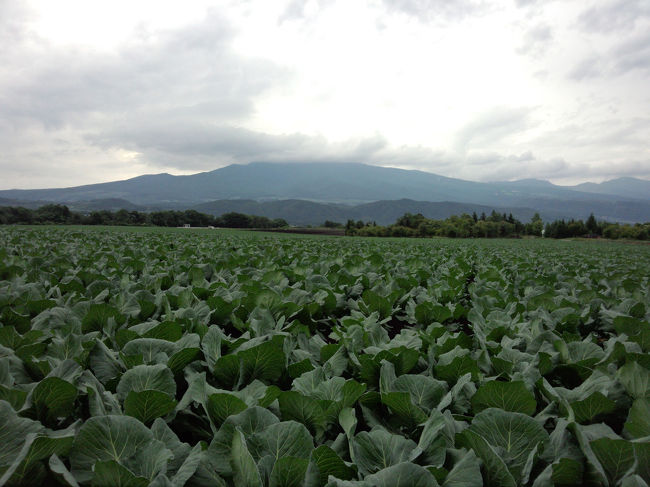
[1,226,649,486]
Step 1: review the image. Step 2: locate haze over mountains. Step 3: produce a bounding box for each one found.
[1,163,649,224]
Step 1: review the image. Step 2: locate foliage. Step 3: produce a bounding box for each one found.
[347,211,650,240]
[0,205,288,229]
[0,226,649,486]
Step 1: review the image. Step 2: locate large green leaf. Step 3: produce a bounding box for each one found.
[213,354,242,388]
[434,355,479,383]
[0,385,26,411]
[122,339,177,364]
[464,408,548,482]
[82,304,123,333]
[551,458,584,487]
[569,422,617,485]
[471,381,536,415]
[32,376,78,424]
[339,407,357,438]
[351,429,420,476]
[590,438,637,485]
[89,340,124,385]
[417,409,447,454]
[49,453,82,487]
[278,391,326,436]
[618,362,650,399]
[364,462,440,487]
[625,398,650,439]
[208,407,280,477]
[0,430,75,485]
[0,401,43,471]
[170,443,204,487]
[460,430,516,487]
[231,429,262,487]
[239,341,286,384]
[392,374,447,412]
[151,417,191,476]
[167,347,201,375]
[249,421,314,461]
[311,445,355,484]
[124,390,177,425]
[269,456,310,487]
[91,460,149,487]
[206,393,248,428]
[201,325,223,372]
[381,391,428,426]
[634,442,650,484]
[116,364,176,400]
[442,450,482,487]
[571,392,617,424]
[143,321,183,342]
[70,415,172,482]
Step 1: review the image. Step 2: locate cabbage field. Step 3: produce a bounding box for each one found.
[1,226,649,487]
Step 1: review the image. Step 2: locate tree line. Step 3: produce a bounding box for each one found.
[345,211,650,240]
[2,204,648,239]
[0,204,288,229]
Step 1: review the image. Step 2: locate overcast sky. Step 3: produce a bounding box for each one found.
[1,0,649,189]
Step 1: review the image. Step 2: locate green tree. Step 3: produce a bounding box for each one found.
[586,213,598,235]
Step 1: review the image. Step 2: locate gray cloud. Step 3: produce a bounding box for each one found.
[454,106,536,152]
[278,0,310,22]
[0,11,286,130]
[533,116,650,151]
[462,151,569,181]
[568,30,650,80]
[277,0,336,23]
[380,0,489,21]
[612,31,650,74]
[578,0,650,33]
[452,150,650,183]
[0,7,291,187]
[516,24,552,57]
[568,56,605,81]
[0,1,30,44]
[381,149,644,185]
[89,114,571,184]
[1,0,649,190]
[88,116,393,170]
[96,115,647,184]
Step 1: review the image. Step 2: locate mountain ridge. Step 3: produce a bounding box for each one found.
[1,162,648,222]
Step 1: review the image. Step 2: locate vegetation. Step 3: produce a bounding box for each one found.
[0,226,648,486]
[347,211,540,238]
[323,220,344,228]
[347,211,650,240]
[0,204,288,229]
[545,216,650,240]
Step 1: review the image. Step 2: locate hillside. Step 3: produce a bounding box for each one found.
[571,177,650,201]
[193,199,573,226]
[1,162,648,222]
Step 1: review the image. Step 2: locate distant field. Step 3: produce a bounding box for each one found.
[1,225,648,486]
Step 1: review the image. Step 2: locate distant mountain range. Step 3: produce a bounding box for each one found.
[192,199,565,226]
[1,162,649,224]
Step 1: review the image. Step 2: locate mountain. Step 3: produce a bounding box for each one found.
[192,199,642,226]
[570,177,650,201]
[1,162,648,222]
[193,199,557,226]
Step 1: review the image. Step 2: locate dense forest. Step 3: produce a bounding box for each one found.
[345,211,650,240]
[0,204,287,229]
[1,204,648,240]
